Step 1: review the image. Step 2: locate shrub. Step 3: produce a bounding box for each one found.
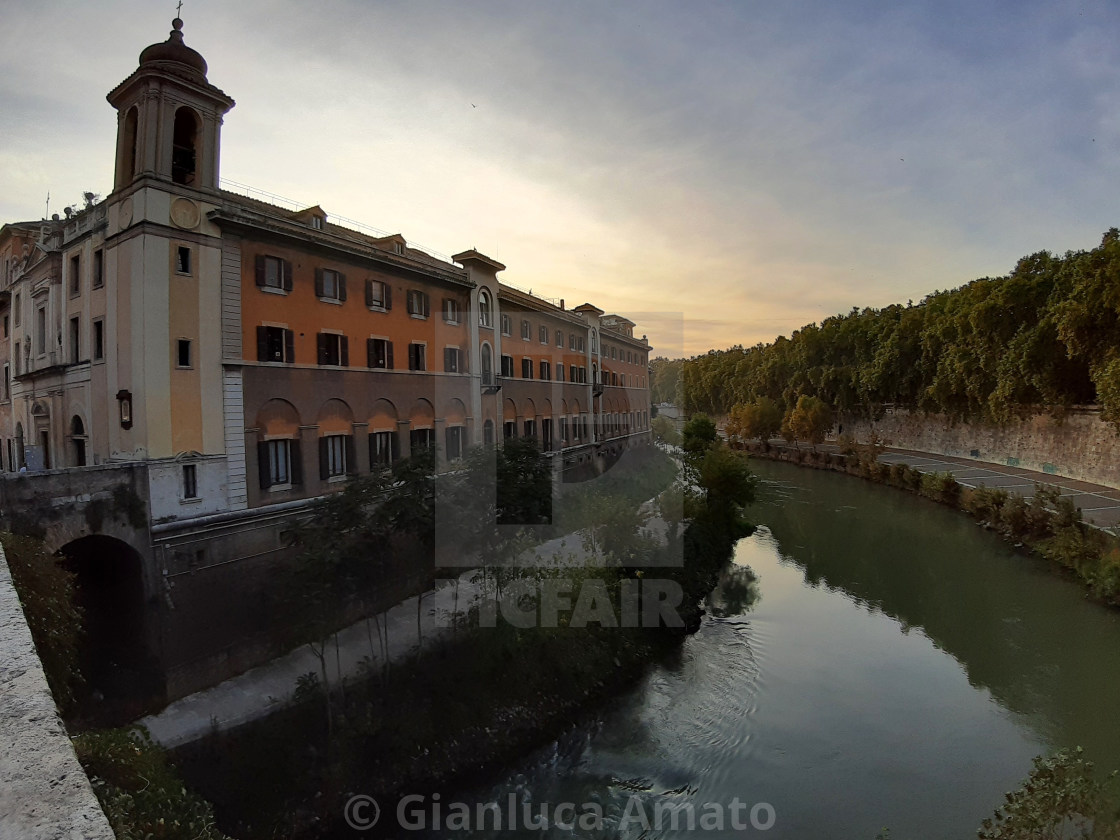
[74,727,232,840]
[919,472,961,505]
[977,747,1116,840]
[966,486,1009,523]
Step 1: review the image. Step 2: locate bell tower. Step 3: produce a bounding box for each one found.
[107,18,234,193]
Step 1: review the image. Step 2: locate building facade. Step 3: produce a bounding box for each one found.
[0,19,652,698]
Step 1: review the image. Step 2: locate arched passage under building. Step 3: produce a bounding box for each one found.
[59,535,164,722]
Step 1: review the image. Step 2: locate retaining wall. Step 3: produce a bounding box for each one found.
[845,408,1120,489]
[0,541,114,839]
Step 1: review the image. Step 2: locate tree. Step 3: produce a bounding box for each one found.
[682,414,718,454]
[727,397,782,443]
[651,415,681,446]
[787,395,832,448]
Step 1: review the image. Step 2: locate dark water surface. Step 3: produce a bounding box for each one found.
[434,458,1120,839]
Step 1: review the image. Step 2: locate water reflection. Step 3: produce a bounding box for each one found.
[437,459,1120,840]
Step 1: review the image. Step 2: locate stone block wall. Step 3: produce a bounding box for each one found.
[844,408,1120,489]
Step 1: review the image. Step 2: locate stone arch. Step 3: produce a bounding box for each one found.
[444,397,467,425]
[368,398,398,432]
[255,398,301,437]
[316,398,354,435]
[409,398,435,429]
[60,534,163,713]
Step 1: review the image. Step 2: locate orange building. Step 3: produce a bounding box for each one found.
[0,18,653,698]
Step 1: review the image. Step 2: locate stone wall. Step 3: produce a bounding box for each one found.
[844,407,1120,489]
[0,541,114,839]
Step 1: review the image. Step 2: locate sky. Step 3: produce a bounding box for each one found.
[3,1,1120,358]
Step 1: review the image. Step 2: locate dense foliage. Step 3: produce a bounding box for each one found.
[675,230,1120,427]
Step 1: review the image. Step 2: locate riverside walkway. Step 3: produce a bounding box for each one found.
[764,440,1120,532]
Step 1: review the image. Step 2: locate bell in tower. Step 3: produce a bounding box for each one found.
[106,18,235,193]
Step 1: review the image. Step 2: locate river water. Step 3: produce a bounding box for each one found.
[435,458,1120,839]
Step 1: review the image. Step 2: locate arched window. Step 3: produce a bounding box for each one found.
[481,343,494,386]
[71,416,87,467]
[591,329,598,354]
[478,289,493,328]
[172,107,200,185]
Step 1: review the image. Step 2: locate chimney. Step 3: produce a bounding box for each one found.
[560,298,565,310]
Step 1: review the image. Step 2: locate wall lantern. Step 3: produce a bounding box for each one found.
[116,389,133,430]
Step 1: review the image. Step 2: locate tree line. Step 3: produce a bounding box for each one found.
[656,229,1120,430]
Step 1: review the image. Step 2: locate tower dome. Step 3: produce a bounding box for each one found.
[138,19,207,76]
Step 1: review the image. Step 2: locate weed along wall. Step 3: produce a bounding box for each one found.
[844,407,1120,490]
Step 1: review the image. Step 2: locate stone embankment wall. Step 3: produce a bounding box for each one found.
[0,542,114,839]
[844,407,1120,490]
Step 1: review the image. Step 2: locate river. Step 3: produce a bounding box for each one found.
[428,457,1120,839]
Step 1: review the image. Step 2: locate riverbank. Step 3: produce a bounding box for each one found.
[739,439,1120,606]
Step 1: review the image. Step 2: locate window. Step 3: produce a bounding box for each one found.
[556,363,564,383]
[2,364,9,401]
[320,434,350,478]
[524,419,536,439]
[410,428,434,451]
[311,215,324,230]
[570,364,578,382]
[445,426,464,461]
[176,246,191,275]
[316,268,346,301]
[183,464,198,499]
[561,418,569,443]
[258,439,299,488]
[70,318,80,363]
[367,338,393,369]
[70,254,80,296]
[501,314,512,335]
[591,330,598,354]
[578,336,585,352]
[408,342,426,371]
[542,418,553,452]
[539,360,550,380]
[539,325,549,344]
[255,255,292,291]
[483,419,495,445]
[407,289,430,318]
[257,326,295,363]
[444,347,462,373]
[611,346,617,360]
[177,339,192,368]
[556,330,563,348]
[91,320,104,360]
[481,344,494,386]
[13,294,20,327]
[568,333,575,351]
[479,290,493,327]
[36,307,46,355]
[580,366,587,383]
[442,298,462,324]
[93,250,103,289]
[316,332,348,366]
[521,357,533,379]
[370,431,397,468]
[171,107,199,185]
[504,421,516,440]
[366,279,391,310]
[501,355,514,378]
[521,319,531,340]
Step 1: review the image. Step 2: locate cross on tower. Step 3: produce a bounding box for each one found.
[176,1,183,18]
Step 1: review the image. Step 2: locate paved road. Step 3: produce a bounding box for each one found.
[766,441,1120,533]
